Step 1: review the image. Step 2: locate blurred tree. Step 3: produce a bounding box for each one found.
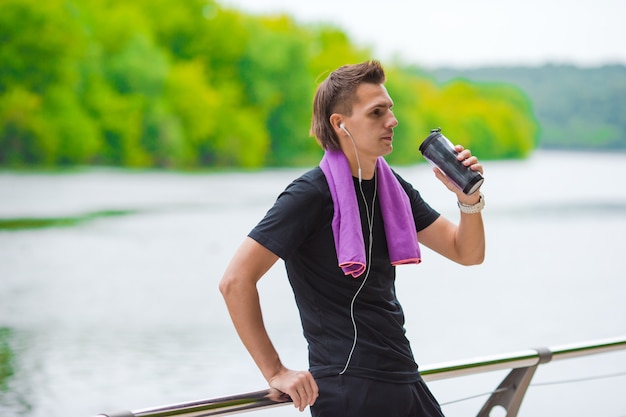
[0,0,98,165]
[408,79,539,160]
[431,65,626,151]
[238,16,315,166]
[0,87,51,165]
[0,0,84,94]
[0,0,541,169]
[385,69,437,165]
[42,86,101,165]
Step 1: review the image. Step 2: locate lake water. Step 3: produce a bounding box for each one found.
[1,151,625,417]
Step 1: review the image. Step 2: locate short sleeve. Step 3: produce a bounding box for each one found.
[249,168,331,260]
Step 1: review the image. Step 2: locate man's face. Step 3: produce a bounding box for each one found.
[343,83,398,159]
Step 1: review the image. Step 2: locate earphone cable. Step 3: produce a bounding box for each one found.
[339,169,377,375]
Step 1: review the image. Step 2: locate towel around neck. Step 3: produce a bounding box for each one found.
[320,150,421,278]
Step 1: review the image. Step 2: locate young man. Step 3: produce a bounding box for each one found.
[219,60,485,417]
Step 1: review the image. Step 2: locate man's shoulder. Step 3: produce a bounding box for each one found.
[288,166,328,193]
[299,166,325,181]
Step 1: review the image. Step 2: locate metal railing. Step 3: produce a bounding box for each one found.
[95,335,626,417]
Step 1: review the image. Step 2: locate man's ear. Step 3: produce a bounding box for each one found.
[329,114,344,134]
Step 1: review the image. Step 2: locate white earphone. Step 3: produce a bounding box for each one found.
[339,122,361,182]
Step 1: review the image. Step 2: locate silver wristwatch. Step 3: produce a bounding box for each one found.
[457,193,485,214]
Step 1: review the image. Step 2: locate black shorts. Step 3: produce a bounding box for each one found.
[311,374,445,417]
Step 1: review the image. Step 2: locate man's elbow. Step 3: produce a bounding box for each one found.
[218,274,236,300]
[458,250,485,266]
[219,272,255,302]
[465,256,485,266]
[471,253,486,266]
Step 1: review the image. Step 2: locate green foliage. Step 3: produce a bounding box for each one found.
[386,70,539,163]
[0,327,14,391]
[0,87,50,165]
[0,0,540,169]
[431,65,626,151]
[384,70,434,164]
[428,80,538,159]
[0,209,136,230]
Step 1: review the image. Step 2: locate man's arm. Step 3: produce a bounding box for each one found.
[417,146,486,265]
[418,211,485,265]
[219,237,318,412]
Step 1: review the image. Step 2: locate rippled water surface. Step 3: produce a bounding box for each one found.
[1,151,625,417]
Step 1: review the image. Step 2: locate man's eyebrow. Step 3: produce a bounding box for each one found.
[365,100,394,111]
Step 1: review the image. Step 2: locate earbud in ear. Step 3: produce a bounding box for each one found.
[340,122,353,139]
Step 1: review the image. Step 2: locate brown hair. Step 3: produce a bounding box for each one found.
[310,60,386,150]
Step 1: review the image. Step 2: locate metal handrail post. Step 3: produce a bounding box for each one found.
[476,347,553,417]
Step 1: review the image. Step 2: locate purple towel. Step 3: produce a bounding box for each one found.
[320,150,421,278]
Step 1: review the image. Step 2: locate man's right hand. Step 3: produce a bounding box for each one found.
[269,367,319,412]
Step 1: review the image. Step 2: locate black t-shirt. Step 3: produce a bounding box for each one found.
[249,166,440,383]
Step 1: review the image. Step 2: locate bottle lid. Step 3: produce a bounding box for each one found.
[419,127,443,153]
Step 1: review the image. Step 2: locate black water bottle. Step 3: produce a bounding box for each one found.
[419,128,484,195]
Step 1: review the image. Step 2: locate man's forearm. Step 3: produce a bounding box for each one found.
[455,210,485,265]
[221,280,284,382]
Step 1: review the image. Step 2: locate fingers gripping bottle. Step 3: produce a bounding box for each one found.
[419,128,484,195]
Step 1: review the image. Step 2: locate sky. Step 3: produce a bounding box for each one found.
[220,0,626,68]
